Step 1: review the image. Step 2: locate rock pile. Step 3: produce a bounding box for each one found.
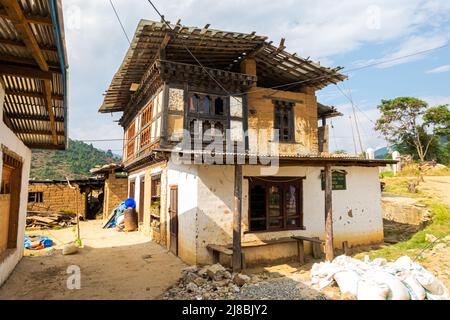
[163,263,270,300]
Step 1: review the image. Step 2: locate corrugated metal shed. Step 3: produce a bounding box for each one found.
[100,19,346,113]
[0,0,68,150]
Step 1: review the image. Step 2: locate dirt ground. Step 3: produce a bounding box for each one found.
[0,220,186,300]
[420,176,450,207]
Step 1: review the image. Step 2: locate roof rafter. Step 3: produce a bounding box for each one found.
[0,7,53,26]
[0,0,58,145]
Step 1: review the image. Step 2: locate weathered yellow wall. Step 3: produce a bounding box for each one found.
[246,86,319,156]
[103,174,128,219]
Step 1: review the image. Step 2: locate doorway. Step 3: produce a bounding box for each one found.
[0,150,23,257]
[169,185,178,255]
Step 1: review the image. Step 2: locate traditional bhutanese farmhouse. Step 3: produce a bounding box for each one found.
[0,0,68,285]
[100,20,395,269]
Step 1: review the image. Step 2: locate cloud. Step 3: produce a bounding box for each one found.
[421,96,450,106]
[426,64,450,74]
[60,0,450,154]
[352,34,449,69]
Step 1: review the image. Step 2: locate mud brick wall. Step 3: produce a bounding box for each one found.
[103,174,128,218]
[27,183,87,217]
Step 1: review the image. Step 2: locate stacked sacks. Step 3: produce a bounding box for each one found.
[311,255,448,300]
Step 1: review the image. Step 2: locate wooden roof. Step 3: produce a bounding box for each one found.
[100,19,346,113]
[0,0,68,150]
[317,103,342,119]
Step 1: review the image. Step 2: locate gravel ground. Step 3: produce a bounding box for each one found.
[236,277,328,300]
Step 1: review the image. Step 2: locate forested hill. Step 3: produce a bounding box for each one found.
[30,139,121,180]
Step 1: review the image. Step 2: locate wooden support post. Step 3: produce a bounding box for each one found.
[312,237,322,259]
[297,239,305,264]
[342,241,349,256]
[232,164,243,272]
[324,164,334,261]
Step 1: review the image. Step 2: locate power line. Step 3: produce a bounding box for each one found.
[335,84,376,125]
[109,0,131,44]
[346,42,450,72]
[145,0,239,103]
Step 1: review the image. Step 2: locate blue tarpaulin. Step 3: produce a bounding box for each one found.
[24,236,53,250]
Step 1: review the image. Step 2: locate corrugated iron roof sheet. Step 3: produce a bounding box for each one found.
[0,0,68,150]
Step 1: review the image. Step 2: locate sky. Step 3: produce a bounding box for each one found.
[62,0,450,155]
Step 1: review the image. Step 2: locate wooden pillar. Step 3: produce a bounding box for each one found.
[232,164,243,272]
[324,164,334,261]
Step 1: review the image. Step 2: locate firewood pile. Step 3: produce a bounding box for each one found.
[26,211,78,229]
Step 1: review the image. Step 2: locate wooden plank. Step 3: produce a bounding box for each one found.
[207,244,233,255]
[324,164,334,261]
[291,235,324,244]
[0,63,54,79]
[232,164,243,272]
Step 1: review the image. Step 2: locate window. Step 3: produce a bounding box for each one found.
[214,98,224,115]
[201,96,211,114]
[141,101,152,128]
[274,100,295,142]
[28,192,43,203]
[126,121,136,158]
[187,93,230,147]
[189,94,199,112]
[248,177,303,232]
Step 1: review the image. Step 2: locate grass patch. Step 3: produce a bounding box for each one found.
[380,171,395,179]
[382,177,429,198]
[397,163,450,177]
[355,201,450,261]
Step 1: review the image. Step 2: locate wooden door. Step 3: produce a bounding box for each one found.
[129,179,135,199]
[169,186,178,255]
[139,177,145,223]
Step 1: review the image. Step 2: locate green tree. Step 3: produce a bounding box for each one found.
[375,97,436,162]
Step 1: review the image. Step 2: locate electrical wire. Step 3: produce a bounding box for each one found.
[109,0,131,44]
[145,0,239,103]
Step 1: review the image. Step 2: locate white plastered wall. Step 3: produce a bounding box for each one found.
[192,164,383,265]
[166,160,199,264]
[0,81,32,286]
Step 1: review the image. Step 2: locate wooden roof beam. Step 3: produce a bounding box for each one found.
[0,7,53,26]
[0,37,58,53]
[5,89,64,101]
[15,128,64,135]
[0,0,49,71]
[0,63,54,80]
[0,55,60,70]
[6,113,64,122]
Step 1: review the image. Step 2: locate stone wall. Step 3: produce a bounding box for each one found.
[103,174,128,218]
[27,183,87,217]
